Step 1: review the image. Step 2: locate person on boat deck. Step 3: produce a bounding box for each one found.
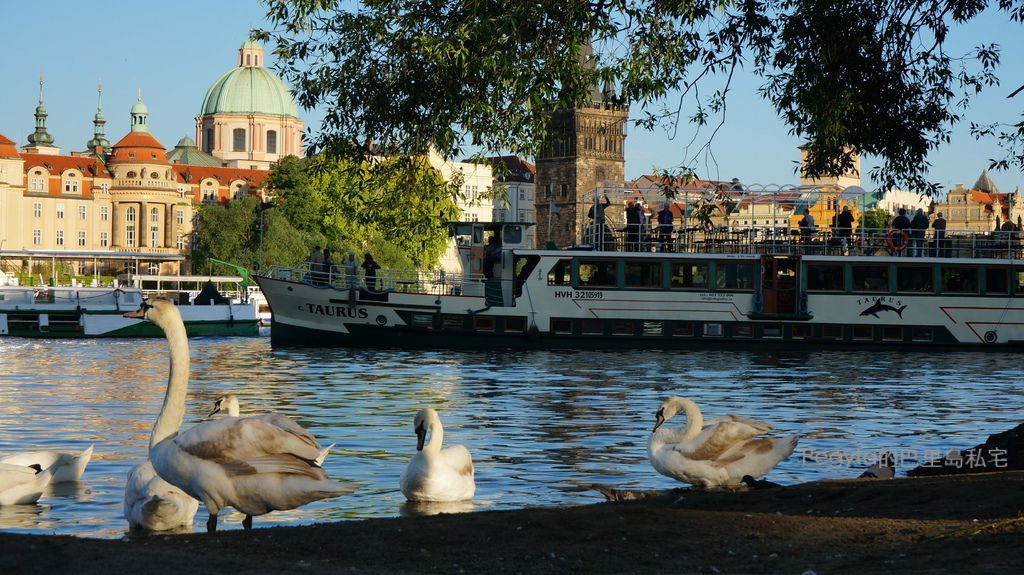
[361,253,381,290]
[322,249,335,284]
[309,246,324,282]
[341,250,360,289]
[890,208,911,256]
[798,208,816,243]
[657,202,674,252]
[483,236,501,280]
[835,205,855,254]
[932,212,948,257]
[586,194,612,249]
[626,199,644,251]
[910,208,929,257]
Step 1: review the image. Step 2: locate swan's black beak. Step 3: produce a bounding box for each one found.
[208,400,223,418]
[653,408,665,432]
[415,422,427,451]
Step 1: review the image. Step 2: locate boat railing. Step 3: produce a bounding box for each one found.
[580,223,1023,259]
[264,263,487,296]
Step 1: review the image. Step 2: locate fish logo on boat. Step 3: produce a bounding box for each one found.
[859,299,907,318]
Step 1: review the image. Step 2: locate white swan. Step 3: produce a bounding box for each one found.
[123,460,200,532]
[209,394,334,466]
[0,445,94,483]
[125,299,356,532]
[648,396,798,489]
[0,462,54,506]
[400,408,475,502]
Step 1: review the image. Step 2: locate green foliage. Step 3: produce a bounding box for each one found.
[861,208,890,232]
[257,1,1024,193]
[192,155,459,273]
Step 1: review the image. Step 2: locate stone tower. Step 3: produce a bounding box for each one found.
[534,45,628,248]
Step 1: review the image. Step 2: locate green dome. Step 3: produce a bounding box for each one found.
[200,66,300,119]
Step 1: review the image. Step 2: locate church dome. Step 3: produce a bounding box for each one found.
[199,41,300,120]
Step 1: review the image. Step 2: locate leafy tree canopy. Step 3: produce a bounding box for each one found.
[257,0,1024,194]
[193,155,460,273]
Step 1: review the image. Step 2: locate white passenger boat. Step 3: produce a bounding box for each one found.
[0,275,259,338]
[256,185,1024,349]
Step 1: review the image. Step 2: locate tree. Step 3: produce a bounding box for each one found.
[258,1,1024,193]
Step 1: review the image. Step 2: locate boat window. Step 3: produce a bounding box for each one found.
[883,327,903,341]
[821,325,843,339]
[734,324,754,337]
[985,268,1009,294]
[504,317,526,332]
[611,320,633,335]
[912,327,934,342]
[624,261,662,288]
[581,319,604,335]
[896,266,933,292]
[806,264,844,291]
[547,259,571,286]
[792,324,811,339]
[715,262,754,290]
[474,316,496,331]
[761,324,783,338]
[442,315,465,330]
[550,318,572,334]
[852,325,873,340]
[642,321,664,336]
[852,265,889,292]
[670,322,695,336]
[942,267,978,293]
[503,225,523,245]
[670,262,708,289]
[579,259,617,288]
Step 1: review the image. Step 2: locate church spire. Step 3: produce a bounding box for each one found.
[86,79,110,152]
[27,76,56,147]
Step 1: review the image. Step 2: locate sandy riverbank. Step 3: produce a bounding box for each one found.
[2,471,1022,574]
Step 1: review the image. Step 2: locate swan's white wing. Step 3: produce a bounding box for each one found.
[0,462,54,505]
[0,451,60,469]
[172,414,323,465]
[673,420,768,464]
[440,444,474,478]
[703,415,773,433]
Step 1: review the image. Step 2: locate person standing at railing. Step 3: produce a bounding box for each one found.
[836,205,855,255]
[910,208,929,257]
[361,252,381,290]
[656,202,674,252]
[322,249,335,285]
[308,246,324,282]
[626,199,643,251]
[890,208,911,255]
[932,212,948,257]
[341,250,359,289]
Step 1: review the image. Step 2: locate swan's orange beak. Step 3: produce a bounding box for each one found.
[653,408,665,432]
[123,308,145,319]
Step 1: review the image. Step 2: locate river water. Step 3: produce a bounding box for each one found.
[0,336,1021,538]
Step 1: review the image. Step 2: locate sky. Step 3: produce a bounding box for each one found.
[2,1,1023,196]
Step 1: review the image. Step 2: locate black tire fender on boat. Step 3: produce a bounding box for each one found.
[983,330,998,344]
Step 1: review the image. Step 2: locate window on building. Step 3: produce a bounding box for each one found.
[79,205,87,220]
[33,229,41,246]
[233,128,246,152]
[100,206,109,221]
[64,177,80,193]
[176,235,185,250]
[126,206,136,247]
[204,128,214,153]
[56,230,64,246]
[29,177,46,191]
[267,130,277,154]
[176,208,184,226]
[78,231,86,247]
[149,207,159,246]
[56,204,65,219]
[33,203,41,218]
[100,232,108,247]
[99,182,109,193]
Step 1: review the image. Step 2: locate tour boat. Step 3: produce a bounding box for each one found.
[255,186,1024,349]
[0,276,259,338]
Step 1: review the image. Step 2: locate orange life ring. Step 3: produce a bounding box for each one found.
[886,229,909,253]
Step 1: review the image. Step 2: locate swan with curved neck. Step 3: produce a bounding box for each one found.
[400,408,475,502]
[648,396,798,489]
[125,299,355,532]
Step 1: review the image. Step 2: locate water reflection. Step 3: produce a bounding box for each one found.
[399,499,476,517]
[1,338,1022,539]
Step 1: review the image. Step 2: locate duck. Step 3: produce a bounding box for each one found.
[0,463,54,506]
[123,460,200,532]
[208,394,334,466]
[0,445,94,483]
[125,299,356,532]
[648,396,799,489]
[858,451,896,479]
[400,408,475,502]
